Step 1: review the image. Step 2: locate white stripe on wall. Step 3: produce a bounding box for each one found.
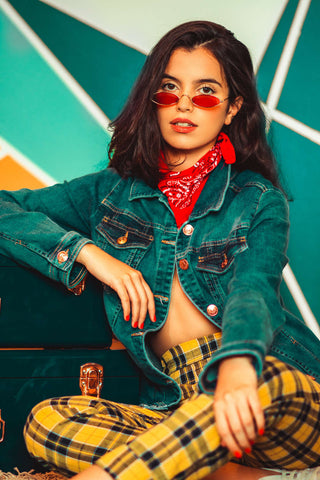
[266,0,311,111]
[263,105,320,146]
[283,265,320,339]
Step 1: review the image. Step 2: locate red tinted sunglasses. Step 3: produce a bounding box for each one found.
[152,91,229,109]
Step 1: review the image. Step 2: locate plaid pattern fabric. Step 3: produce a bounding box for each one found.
[24,336,320,479]
[97,394,230,480]
[24,395,168,475]
[244,357,320,470]
[160,333,222,401]
[24,334,221,475]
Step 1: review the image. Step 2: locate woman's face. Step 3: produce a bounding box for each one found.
[156,47,241,169]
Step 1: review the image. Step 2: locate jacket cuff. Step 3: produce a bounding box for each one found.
[199,343,265,393]
[47,231,93,291]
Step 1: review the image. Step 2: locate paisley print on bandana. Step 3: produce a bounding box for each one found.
[159,148,221,209]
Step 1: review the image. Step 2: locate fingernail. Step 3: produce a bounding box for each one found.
[125,315,130,321]
[132,322,138,328]
[234,451,242,459]
[245,447,252,454]
[152,315,157,323]
[249,440,255,446]
[258,428,265,436]
[140,322,144,329]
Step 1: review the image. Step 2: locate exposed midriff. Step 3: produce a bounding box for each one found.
[149,269,221,357]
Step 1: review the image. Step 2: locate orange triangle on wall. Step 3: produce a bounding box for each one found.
[0,156,46,190]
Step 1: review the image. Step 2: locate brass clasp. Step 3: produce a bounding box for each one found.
[80,363,104,398]
[0,409,5,443]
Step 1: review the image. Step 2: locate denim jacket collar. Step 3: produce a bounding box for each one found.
[190,162,230,218]
[129,163,231,218]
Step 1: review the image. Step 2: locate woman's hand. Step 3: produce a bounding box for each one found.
[214,356,265,458]
[77,244,155,328]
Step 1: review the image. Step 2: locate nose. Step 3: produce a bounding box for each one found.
[177,94,194,112]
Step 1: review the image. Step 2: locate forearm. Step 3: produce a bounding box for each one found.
[0,181,96,286]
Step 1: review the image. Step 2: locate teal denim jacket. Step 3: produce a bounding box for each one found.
[1,163,320,409]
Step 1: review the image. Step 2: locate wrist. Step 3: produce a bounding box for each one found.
[218,355,254,372]
[76,243,97,266]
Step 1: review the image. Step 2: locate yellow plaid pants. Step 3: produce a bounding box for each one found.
[24,333,320,479]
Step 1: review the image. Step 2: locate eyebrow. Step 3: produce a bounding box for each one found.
[162,73,222,88]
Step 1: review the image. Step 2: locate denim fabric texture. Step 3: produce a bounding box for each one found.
[1,162,320,409]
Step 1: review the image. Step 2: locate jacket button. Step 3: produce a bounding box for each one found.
[207,304,218,316]
[117,231,128,245]
[57,250,69,263]
[179,259,189,270]
[183,224,194,236]
[117,236,128,245]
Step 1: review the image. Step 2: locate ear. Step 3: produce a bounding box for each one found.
[224,96,243,126]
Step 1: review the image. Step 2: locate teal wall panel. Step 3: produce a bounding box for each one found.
[0,9,109,181]
[256,0,298,102]
[270,121,320,318]
[8,0,146,121]
[277,0,320,129]
[257,0,320,323]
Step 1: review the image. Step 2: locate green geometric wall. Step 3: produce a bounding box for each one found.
[257,0,320,327]
[0,0,319,330]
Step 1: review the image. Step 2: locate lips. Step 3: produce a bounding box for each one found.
[170,118,197,133]
[170,118,197,127]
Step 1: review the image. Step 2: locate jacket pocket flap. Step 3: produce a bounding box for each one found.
[96,213,154,249]
[197,229,248,273]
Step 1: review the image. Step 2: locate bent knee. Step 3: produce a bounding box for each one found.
[258,357,320,408]
[23,398,53,460]
[24,396,76,457]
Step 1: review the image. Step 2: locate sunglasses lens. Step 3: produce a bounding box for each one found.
[192,95,221,108]
[154,92,179,105]
[153,92,223,108]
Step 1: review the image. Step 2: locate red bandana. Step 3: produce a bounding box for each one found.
[158,132,235,227]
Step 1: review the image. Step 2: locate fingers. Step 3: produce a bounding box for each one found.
[215,400,243,456]
[81,247,155,325]
[113,270,155,328]
[248,390,265,437]
[214,389,264,457]
[114,280,131,322]
[124,272,148,328]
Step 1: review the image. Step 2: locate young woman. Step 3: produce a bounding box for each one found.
[1,20,320,480]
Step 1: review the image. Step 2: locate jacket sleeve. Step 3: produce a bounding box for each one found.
[199,187,290,392]
[0,169,114,291]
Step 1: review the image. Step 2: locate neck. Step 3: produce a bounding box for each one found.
[163,144,215,172]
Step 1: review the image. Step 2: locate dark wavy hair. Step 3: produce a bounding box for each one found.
[108,21,280,189]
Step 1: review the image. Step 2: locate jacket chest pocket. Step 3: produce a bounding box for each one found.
[197,230,248,275]
[95,209,154,268]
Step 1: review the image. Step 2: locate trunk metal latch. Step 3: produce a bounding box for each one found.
[80,363,104,398]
